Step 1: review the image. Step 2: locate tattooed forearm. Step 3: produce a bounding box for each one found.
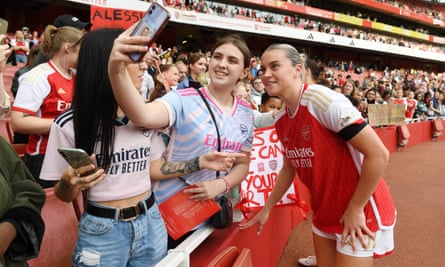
[160,157,200,175]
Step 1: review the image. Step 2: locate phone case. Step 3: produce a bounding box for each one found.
[57,147,97,170]
[129,2,170,62]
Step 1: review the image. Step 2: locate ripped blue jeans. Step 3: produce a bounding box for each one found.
[73,204,167,267]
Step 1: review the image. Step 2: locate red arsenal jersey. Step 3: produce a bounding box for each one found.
[12,61,75,155]
[275,84,396,234]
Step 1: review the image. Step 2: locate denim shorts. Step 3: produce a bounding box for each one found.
[73,203,167,267]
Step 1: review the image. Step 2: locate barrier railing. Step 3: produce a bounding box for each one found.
[154,225,215,267]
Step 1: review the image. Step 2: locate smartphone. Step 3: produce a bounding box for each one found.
[57,147,98,174]
[129,2,170,62]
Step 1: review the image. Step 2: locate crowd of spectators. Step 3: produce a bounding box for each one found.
[1,2,445,265]
[159,0,445,54]
[376,0,444,21]
[138,37,445,124]
[3,1,445,124]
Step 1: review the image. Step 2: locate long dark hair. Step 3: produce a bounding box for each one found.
[71,28,124,171]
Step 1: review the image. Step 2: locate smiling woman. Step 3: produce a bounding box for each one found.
[240,43,396,267]
[108,30,254,247]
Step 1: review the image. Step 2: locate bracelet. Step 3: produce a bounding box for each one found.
[220,176,230,194]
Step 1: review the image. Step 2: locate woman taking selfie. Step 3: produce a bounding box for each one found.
[40,28,168,267]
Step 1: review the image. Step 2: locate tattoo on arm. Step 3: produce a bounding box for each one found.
[160,157,200,175]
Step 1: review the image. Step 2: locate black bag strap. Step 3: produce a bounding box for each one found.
[194,87,221,177]
[178,87,222,185]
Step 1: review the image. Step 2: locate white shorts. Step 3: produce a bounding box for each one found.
[312,225,394,258]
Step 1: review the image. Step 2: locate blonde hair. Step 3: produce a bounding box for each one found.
[41,25,83,58]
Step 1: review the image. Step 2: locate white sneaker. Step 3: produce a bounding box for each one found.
[297,256,317,267]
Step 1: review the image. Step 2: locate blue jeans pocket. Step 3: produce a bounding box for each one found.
[148,204,163,220]
[79,213,114,235]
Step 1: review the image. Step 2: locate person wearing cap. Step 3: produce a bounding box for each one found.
[53,14,92,32]
[31,14,91,68]
[21,26,31,43]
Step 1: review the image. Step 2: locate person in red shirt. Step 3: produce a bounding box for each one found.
[405,91,417,119]
[240,44,396,267]
[11,25,83,188]
[11,30,29,64]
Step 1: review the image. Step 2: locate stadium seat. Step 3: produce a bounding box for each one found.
[28,188,79,267]
[206,246,253,267]
[0,117,13,143]
[397,124,410,150]
[206,246,239,267]
[10,143,26,158]
[432,120,443,141]
[72,192,85,221]
[232,248,253,267]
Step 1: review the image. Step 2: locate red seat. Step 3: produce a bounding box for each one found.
[233,248,253,267]
[432,119,443,140]
[206,246,240,267]
[206,246,253,267]
[0,117,13,143]
[10,143,27,158]
[397,124,410,150]
[28,188,79,267]
[72,192,85,221]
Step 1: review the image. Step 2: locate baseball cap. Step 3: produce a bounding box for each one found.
[53,14,91,30]
[22,26,30,32]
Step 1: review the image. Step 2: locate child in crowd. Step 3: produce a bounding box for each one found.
[253,92,283,129]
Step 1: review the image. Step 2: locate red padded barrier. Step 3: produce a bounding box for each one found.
[28,188,78,267]
[192,120,445,266]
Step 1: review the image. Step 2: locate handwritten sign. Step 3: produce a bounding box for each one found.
[367,104,405,126]
[240,126,299,211]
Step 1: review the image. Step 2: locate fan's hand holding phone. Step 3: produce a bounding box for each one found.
[128,2,170,62]
[57,147,98,177]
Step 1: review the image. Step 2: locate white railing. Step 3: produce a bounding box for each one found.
[155,225,215,267]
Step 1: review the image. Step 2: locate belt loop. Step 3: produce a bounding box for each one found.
[143,193,151,211]
[114,209,120,221]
